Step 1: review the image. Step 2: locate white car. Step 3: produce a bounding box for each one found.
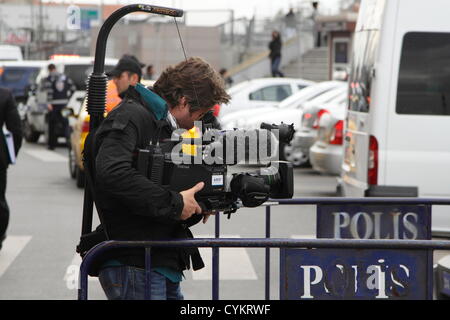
[218,77,315,119]
[66,91,86,118]
[243,84,347,131]
[221,81,344,130]
[309,101,347,175]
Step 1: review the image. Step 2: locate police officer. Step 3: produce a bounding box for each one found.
[88,57,230,300]
[0,88,22,250]
[43,64,75,150]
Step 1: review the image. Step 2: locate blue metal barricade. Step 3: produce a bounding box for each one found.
[78,197,450,300]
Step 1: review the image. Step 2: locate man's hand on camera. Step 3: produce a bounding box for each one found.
[179,182,204,220]
[202,211,217,224]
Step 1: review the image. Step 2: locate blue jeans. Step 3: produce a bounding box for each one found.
[98,266,184,300]
[271,56,284,77]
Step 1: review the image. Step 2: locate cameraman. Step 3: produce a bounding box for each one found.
[90,57,230,300]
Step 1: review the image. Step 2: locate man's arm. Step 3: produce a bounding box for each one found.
[4,91,22,155]
[95,122,202,221]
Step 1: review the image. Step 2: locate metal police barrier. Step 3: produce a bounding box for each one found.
[78,198,450,300]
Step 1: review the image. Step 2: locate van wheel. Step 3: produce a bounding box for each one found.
[68,146,76,179]
[75,166,85,188]
[23,118,40,143]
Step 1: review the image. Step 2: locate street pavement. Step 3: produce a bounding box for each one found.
[0,140,446,300]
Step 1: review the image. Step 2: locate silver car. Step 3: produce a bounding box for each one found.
[293,88,348,165]
[309,101,346,175]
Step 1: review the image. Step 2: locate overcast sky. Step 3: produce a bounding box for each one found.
[43,0,342,24]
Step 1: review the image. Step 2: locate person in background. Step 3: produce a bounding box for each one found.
[268,31,285,77]
[43,64,75,150]
[312,1,321,47]
[219,68,233,88]
[284,8,298,39]
[107,55,145,97]
[143,64,155,80]
[0,88,22,251]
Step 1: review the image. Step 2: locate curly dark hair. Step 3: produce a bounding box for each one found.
[153,57,230,113]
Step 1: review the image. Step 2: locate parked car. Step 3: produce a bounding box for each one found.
[243,84,347,165]
[68,80,154,188]
[220,80,344,130]
[66,90,86,117]
[218,77,315,119]
[22,56,118,143]
[0,61,47,106]
[292,87,348,165]
[338,0,450,237]
[309,101,347,175]
[243,83,347,130]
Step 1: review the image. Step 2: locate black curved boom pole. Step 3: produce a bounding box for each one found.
[81,4,184,236]
[93,4,183,74]
[87,4,183,130]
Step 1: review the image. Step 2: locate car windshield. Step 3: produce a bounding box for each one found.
[64,64,116,90]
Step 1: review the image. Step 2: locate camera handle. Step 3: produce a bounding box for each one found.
[197,199,240,220]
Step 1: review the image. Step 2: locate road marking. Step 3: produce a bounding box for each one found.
[25,149,67,162]
[191,235,258,280]
[0,236,32,278]
[64,254,97,290]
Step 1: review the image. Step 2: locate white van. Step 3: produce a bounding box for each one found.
[340,0,450,234]
[0,45,23,61]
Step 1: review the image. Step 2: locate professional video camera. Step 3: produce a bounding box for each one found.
[137,122,295,217]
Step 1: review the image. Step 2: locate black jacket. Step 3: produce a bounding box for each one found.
[269,38,282,60]
[0,88,22,169]
[91,86,203,272]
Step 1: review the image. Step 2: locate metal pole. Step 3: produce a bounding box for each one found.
[78,254,90,300]
[78,236,450,300]
[230,10,234,46]
[265,205,271,300]
[212,212,220,300]
[38,0,43,59]
[145,247,152,300]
